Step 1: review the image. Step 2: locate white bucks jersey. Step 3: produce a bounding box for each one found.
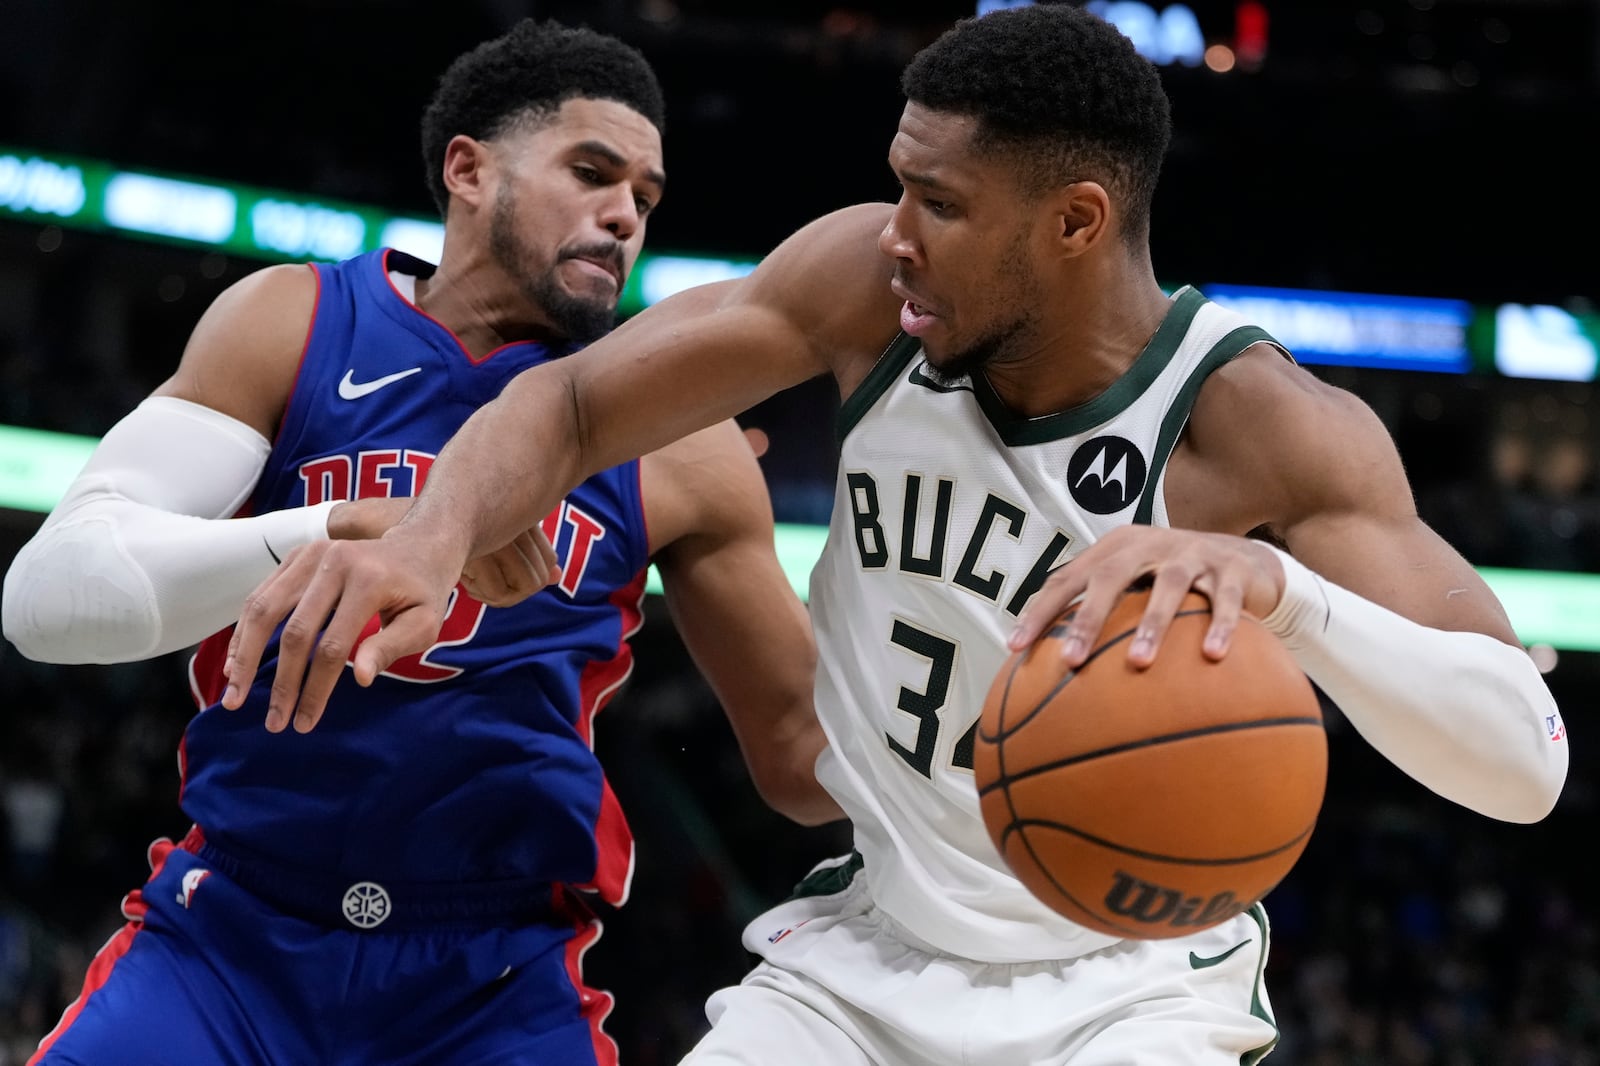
[808,286,1285,963]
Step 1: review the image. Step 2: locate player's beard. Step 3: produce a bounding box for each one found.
[489,184,619,344]
[920,227,1041,388]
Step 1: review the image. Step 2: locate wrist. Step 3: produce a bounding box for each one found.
[1257,546,1329,644]
[327,497,411,541]
[326,500,362,540]
[264,500,339,559]
[384,514,473,582]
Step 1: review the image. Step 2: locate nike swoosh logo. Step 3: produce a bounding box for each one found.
[907,362,973,394]
[338,366,422,400]
[1189,940,1251,970]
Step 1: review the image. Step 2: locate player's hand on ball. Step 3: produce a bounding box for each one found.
[460,526,562,607]
[222,532,463,733]
[1008,527,1287,667]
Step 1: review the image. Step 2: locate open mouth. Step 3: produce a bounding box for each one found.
[891,278,940,336]
[898,295,939,337]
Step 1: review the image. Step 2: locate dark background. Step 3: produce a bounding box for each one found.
[1,1,1598,1063]
[7,0,1600,302]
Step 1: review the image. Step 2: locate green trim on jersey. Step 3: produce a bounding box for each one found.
[837,333,924,443]
[1240,902,1280,1066]
[837,287,1214,448]
[1132,324,1281,525]
[786,851,865,901]
[968,286,1208,446]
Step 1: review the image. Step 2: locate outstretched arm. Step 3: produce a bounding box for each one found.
[224,203,902,732]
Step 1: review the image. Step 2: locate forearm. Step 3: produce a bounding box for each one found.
[788,770,848,826]
[1261,549,1568,823]
[3,494,335,663]
[399,287,815,563]
[395,365,588,564]
[688,625,843,826]
[748,717,851,825]
[0,396,337,664]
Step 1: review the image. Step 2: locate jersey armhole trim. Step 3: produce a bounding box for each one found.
[836,333,923,444]
[1132,325,1280,525]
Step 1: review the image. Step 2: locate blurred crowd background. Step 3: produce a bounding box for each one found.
[2,0,1598,1062]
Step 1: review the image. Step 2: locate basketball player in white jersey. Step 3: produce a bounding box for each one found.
[223,6,1569,1062]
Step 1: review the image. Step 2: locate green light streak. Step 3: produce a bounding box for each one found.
[2,423,1595,651]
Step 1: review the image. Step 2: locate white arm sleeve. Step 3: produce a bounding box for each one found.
[1259,547,1569,824]
[1,396,338,664]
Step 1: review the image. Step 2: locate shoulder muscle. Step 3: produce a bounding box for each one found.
[1180,346,1415,533]
[151,263,319,439]
[733,202,903,394]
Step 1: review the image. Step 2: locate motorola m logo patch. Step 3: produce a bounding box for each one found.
[1067,435,1147,514]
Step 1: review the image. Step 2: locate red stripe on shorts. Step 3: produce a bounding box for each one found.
[27,838,182,1064]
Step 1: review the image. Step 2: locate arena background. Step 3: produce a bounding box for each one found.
[1,0,1597,1062]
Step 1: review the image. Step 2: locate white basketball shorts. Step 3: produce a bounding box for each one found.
[680,855,1279,1066]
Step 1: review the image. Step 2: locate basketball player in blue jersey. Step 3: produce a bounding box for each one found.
[1,18,842,1066]
[222,6,1569,1064]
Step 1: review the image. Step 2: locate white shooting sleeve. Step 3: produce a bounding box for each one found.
[1259,547,1569,824]
[1,396,337,664]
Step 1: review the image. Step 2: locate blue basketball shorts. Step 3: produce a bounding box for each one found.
[28,834,617,1066]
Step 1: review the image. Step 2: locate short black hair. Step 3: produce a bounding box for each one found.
[420,19,666,218]
[900,3,1171,243]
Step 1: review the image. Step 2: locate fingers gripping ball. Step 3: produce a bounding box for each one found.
[976,589,1327,939]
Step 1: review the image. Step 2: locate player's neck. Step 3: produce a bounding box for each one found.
[983,276,1172,419]
[413,260,564,358]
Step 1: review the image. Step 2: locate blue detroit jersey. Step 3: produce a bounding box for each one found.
[181,248,650,904]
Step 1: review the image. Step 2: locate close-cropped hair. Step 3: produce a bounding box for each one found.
[420,18,666,218]
[901,3,1172,241]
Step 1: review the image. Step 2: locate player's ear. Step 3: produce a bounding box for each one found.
[441,135,493,211]
[1053,180,1110,259]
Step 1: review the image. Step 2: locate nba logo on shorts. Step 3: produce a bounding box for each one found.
[767,918,812,945]
[1547,713,1567,742]
[177,868,212,908]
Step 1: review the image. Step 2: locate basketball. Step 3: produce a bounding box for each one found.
[975,587,1327,940]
